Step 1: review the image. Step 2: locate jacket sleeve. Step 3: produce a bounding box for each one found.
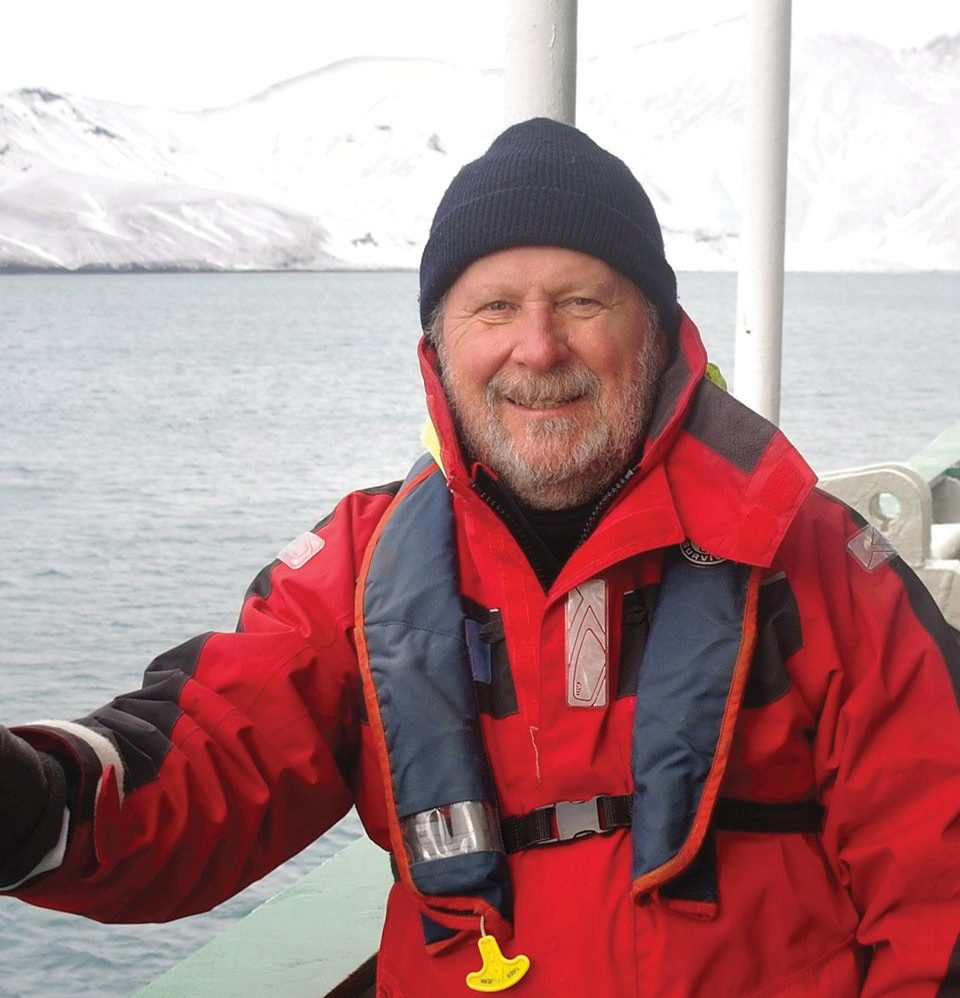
[790,493,960,996]
[3,485,396,923]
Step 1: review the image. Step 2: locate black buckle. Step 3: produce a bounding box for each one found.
[523,797,605,847]
[501,793,632,854]
[554,797,604,842]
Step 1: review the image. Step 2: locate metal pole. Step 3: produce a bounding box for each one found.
[733,0,792,424]
[504,0,578,126]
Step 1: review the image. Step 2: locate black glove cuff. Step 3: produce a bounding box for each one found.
[0,726,69,887]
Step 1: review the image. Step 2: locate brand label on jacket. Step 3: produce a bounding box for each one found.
[680,539,726,566]
[566,580,608,708]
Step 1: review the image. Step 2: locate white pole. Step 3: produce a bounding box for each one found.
[504,0,578,126]
[733,0,792,424]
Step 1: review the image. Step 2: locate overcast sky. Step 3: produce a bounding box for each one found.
[2,0,956,109]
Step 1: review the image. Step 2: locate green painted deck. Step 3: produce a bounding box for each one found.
[135,836,391,998]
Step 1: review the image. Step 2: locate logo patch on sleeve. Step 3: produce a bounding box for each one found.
[278,532,325,569]
[680,539,726,566]
[847,525,897,572]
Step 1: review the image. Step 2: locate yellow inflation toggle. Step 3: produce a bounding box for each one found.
[466,931,531,992]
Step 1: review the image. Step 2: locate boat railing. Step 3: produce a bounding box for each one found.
[134,834,389,997]
[819,422,960,630]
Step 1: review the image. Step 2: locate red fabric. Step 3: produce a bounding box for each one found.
[11,314,960,996]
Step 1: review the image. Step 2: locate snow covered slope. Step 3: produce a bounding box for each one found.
[0,27,956,272]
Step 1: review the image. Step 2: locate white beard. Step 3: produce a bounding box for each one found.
[439,333,663,510]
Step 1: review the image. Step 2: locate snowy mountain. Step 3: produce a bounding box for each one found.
[1,25,957,273]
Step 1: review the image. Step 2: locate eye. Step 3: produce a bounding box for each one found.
[561,297,603,315]
[478,300,512,318]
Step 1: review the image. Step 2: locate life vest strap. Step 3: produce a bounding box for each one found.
[501,795,631,853]
[501,796,823,854]
[714,797,825,833]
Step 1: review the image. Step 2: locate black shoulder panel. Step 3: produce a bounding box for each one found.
[141,631,211,683]
[888,556,960,709]
[237,559,281,631]
[244,559,280,604]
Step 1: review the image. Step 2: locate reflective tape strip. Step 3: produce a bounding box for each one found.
[401,800,504,864]
[566,579,608,707]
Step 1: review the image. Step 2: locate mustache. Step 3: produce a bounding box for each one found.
[486,365,601,407]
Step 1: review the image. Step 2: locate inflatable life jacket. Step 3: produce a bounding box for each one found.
[355,455,765,949]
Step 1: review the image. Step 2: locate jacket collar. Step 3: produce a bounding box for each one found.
[417,309,815,571]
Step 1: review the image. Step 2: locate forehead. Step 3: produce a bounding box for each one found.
[447,246,625,298]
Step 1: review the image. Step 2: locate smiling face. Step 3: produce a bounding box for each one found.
[436,246,665,510]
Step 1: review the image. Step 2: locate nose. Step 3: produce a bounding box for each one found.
[509,302,568,370]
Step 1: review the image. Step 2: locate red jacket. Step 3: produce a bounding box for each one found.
[10,313,960,996]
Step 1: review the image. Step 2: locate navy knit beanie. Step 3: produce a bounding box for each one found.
[419,117,678,335]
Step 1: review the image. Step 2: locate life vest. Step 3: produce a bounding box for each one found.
[355,455,762,951]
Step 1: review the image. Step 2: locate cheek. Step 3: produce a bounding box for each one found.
[444,339,506,398]
[592,327,656,383]
[579,343,637,393]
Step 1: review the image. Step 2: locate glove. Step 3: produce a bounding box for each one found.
[0,724,68,888]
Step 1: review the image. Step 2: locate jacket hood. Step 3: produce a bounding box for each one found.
[417,310,816,568]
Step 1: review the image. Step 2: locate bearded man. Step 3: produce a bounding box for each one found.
[1,118,959,997]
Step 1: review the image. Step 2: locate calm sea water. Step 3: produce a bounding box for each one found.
[0,271,957,997]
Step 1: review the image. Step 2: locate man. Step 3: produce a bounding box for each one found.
[1,117,959,996]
